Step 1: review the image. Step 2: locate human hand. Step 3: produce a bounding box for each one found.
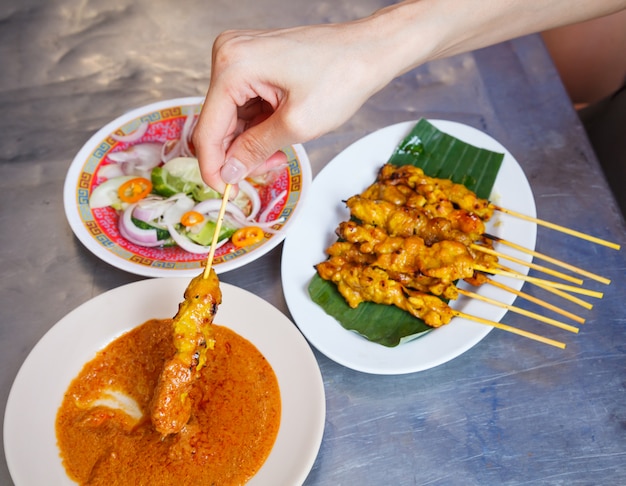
[192,22,395,193]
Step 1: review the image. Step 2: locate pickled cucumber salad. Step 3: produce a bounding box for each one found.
[90,155,286,254]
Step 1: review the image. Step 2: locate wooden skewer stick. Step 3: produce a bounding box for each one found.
[497,264,593,310]
[203,184,232,279]
[471,244,583,285]
[457,288,579,333]
[531,280,593,310]
[490,205,621,250]
[474,265,604,299]
[452,311,566,349]
[486,278,585,324]
[484,233,610,285]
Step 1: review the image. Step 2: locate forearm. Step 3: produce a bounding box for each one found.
[192,0,626,190]
[359,0,626,82]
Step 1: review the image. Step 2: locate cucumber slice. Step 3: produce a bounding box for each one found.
[151,166,179,197]
[187,220,237,246]
[131,217,171,241]
[152,157,215,198]
[90,175,136,209]
[193,185,220,201]
[162,157,204,184]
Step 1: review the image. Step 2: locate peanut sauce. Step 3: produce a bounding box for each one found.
[55,319,281,485]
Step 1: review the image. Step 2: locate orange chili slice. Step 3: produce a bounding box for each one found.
[180,210,204,227]
[231,226,264,248]
[118,177,153,203]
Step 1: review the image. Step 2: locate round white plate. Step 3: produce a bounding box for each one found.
[63,97,312,277]
[282,119,537,374]
[4,279,325,485]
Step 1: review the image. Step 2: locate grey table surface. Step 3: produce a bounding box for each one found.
[1,1,625,485]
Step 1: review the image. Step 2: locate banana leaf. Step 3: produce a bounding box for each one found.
[308,119,504,347]
[388,119,502,199]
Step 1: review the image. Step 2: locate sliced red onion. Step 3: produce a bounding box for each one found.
[111,121,149,143]
[161,139,183,163]
[221,214,245,229]
[119,204,169,247]
[108,142,162,170]
[162,195,195,226]
[193,199,248,222]
[97,163,125,180]
[165,223,229,254]
[259,190,287,222]
[238,179,261,220]
[132,196,173,223]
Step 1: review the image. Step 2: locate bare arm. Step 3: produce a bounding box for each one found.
[193,0,626,192]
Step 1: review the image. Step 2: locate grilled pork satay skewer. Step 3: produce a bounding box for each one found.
[371,163,619,250]
[326,234,586,325]
[151,185,232,436]
[151,269,221,435]
[348,193,602,295]
[320,238,579,333]
[316,259,565,348]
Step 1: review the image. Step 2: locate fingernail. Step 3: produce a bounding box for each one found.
[221,157,247,184]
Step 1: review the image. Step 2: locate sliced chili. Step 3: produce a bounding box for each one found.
[180,210,204,227]
[231,226,264,248]
[118,177,153,203]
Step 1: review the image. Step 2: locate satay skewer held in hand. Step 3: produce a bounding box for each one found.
[151,184,231,436]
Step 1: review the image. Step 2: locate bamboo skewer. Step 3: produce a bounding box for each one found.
[486,278,585,324]
[496,264,594,310]
[531,280,593,310]
[474,265,604,299]
[484,234,611,285]
[203,184,232,278]
[452,310,566,349]
[457,288,579,333]
[471,244,583,285]
[490,205,621,250]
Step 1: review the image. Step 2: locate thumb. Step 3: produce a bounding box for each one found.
[220,116,290,185]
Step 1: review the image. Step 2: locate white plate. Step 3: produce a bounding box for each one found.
[4,279,325,485]
[282,120,537,374]
[63,97,312,277]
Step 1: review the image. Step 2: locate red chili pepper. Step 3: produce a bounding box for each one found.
[231,226,264,247]
[180,210,204,227]
[118,177,153,203]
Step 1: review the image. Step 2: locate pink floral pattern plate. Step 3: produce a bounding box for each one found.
[63,97,311,277]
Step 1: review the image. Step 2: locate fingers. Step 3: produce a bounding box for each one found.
[193,91,239,194]
[194,23,375,192]
[194,100,291,192]
[248,150,289,177]
[220,110,292,185]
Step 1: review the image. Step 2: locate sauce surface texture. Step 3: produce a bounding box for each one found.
[56,319,281,485]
